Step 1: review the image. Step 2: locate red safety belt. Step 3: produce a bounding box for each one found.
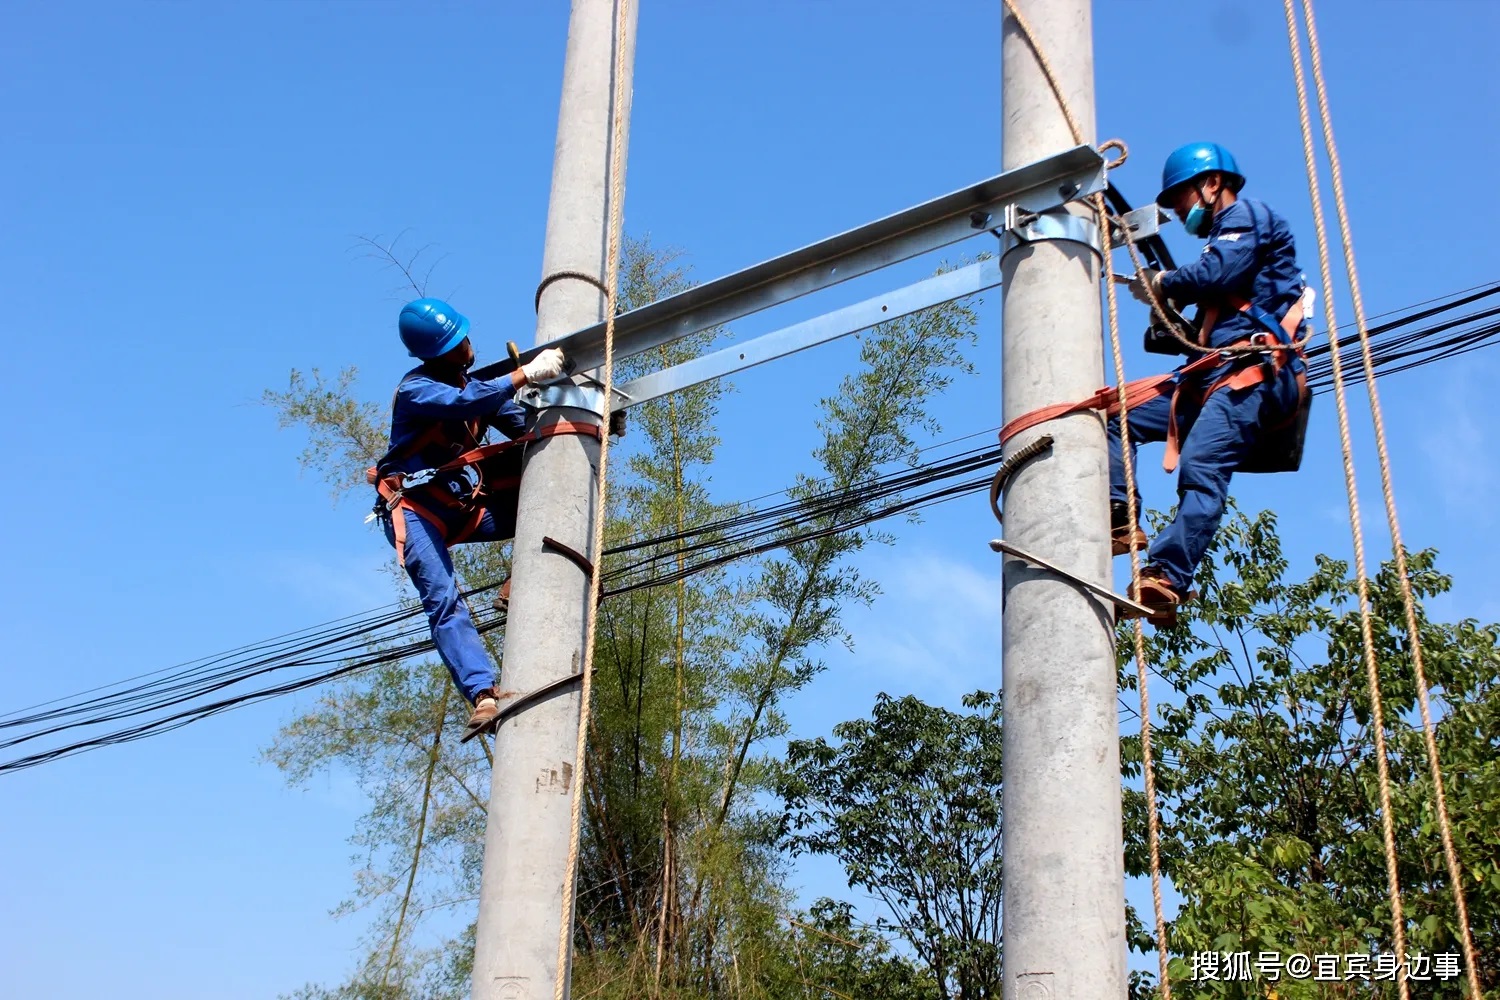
[999,294,1308,473]
[368,420,603,565]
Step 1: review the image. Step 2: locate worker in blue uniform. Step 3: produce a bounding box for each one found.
[374,298,567,737]
[1112,143,1310,622]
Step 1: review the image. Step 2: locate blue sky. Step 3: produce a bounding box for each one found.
[4,2,1499,997]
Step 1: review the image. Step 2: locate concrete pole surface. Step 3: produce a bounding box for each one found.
[998,1,1128,998]
[472,1,636,998]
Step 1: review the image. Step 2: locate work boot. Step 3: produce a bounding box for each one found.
[461,687,502,743]
[1111,501,1148,557]
[1122,568,1191,627]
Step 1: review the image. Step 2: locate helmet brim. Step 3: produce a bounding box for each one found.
[1156,170,1245,207]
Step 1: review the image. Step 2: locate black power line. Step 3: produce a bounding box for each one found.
[4,280,1498,774]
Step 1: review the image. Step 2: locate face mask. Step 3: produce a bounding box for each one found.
[1184,202,1213,238]
[1183,184,1217,238]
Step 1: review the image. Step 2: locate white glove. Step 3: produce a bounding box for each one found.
[521,347,567,384]
[1128,268,1165,307]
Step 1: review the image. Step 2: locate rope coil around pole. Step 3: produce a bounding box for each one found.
[1295,1,1482,992]
[536,269,614,313]
[553,0,632,994]
[998,2,1174,993]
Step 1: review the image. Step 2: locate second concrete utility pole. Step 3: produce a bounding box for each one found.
[998,0,1129,997]
[472,2,638,998]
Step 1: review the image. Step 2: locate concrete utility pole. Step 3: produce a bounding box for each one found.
[998,1,1128,998]
[472,1,637,998]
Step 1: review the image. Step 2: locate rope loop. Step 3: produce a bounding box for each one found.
[1110,210,1314,356]
[1098,137,1128,171]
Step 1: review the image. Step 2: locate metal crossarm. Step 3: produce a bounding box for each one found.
[474,144,1105,381]
[614,257,1003,408]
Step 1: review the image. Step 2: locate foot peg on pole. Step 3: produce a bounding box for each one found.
[988,537,1154,619]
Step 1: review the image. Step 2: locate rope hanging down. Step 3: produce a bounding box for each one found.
[1280,3,1411,995]
[554,0,632,995]
[1098,203,1174,1000]
[998,1,1173,993]
[1290,0,1482,992]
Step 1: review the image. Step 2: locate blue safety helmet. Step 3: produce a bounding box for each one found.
[1157,142,1246,206]
[398,298,471,359]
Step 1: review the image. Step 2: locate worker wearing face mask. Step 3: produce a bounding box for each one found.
[1111,142,1312,624]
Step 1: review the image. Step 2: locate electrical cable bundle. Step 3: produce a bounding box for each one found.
[3,279,1497,774]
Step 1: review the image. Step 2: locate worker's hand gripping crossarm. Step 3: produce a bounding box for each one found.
[521,347,568,385]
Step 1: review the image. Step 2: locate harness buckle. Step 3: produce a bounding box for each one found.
[1245,333,1279,379]
[403,468,438,489]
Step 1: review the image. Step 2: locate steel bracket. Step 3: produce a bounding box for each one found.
[472,144,1107,381]
[518,382,607,417]
[1000,208,1101,259]
[1109,203,1170,248]
[611,258,1004,410]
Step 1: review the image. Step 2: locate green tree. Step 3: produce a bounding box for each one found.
[1122,505,1500,997]
[776,899,944,1000]
[777,505,1497,1000]
[780,691,1003,999]
[575,256,984,998]
[263,238,988,998]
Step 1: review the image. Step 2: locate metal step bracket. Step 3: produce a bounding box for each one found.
[989,537,1153,618]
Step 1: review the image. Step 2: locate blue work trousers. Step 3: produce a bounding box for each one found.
[384,503,517,703]
[1108,374,1288,593]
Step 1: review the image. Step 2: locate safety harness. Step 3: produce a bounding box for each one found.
[999,290,1312,474]
[368,403,602,566]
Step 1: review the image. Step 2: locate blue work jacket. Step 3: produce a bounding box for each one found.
[381,367,529,478]
[1160,197,1304,350]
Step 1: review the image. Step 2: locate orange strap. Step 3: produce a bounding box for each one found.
[1000,340,1307,474]
[1001,286,1312,468]
[368,419,604,565]
[999,352,1223,446]
[1161,349,1274,473]
[1162,339,1311,472]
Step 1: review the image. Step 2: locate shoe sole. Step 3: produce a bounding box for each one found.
[460,704,502,744]
[1120,583,1196,628]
